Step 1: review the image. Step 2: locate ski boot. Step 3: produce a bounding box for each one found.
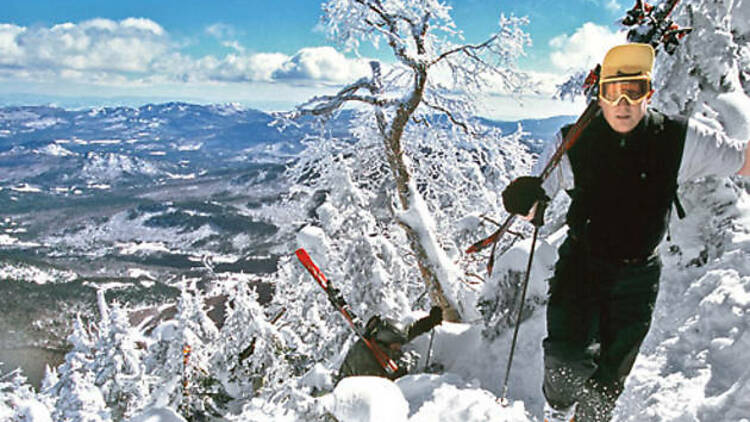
[543,401,575,422]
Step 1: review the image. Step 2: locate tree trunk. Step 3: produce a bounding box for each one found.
[379,67,461,322]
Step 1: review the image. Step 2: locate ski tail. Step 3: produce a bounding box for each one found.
[295,248,399,375]
[295,248,330,290]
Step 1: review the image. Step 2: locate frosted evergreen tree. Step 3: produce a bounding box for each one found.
[144,282,219,419]
[52,370,111,422]
[47,316,111,421]
[650,0,750,262]
[0,369,54,422]
[211,280,293,399]
[90,291,149,420]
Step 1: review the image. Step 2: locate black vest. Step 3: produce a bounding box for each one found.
[562,109,688,259]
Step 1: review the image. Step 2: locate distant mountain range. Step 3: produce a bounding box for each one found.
[0,103,573,197]
[0,102,575,269]
[0,103,302,193]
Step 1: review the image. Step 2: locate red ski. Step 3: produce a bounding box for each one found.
[295,248,399,375]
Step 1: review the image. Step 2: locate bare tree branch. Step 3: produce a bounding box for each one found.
[430,33,499,65]
[298,94,392,117]
[420,98,474,135]
[355,0,422,69]
[293,76,397,117]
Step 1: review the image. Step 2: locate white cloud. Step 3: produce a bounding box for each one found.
[205,23,245,53]
[205,23,237,40]
[0,19,372,87]
[548,22,626,71]
[205,52,291,82]
[120,17,166,36]
[222,40,245,53]
[606,0,622,12]
[524,70,571,96]
[0,24,25,63]
[78,18,118,32]
[272,47,371,82]
[0,18,169,75]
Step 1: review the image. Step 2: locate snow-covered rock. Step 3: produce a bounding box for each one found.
[296,225,330,268]
[324,377,410,422]
[398,374,531,422]
[127,407,186,422]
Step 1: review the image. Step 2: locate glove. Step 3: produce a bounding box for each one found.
[501,176,548,216]
[428,306,443,326]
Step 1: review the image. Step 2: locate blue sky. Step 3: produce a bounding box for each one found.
[0,0,632,118]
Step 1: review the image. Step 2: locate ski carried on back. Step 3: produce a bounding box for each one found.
[465,96,601,258]
[295,248,399,375]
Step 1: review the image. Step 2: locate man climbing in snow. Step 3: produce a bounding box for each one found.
[501,43,750,422]
[336,306,442,383]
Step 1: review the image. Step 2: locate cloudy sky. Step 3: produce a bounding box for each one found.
[0,0,630,119]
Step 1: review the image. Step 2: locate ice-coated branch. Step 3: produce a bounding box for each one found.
[351,0,418,68]
[297,91,389,117]
[291,74,396,118]
[555,70,587,102]
[324,0,456,69]
[421,97,474,135]
[356,0,417,28]
[431,33,499,65]
[426,14,530,98]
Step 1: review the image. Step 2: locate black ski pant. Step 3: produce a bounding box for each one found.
[542,238,660,422]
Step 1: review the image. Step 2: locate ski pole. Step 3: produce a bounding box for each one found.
[425,328,435,370]
[499,199,548,405]
[465,99,600,267]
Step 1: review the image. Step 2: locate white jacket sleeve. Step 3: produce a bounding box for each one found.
[535,130,575,198]
[678,118,748,183]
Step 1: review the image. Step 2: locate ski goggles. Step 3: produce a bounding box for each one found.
[598,75,651,105]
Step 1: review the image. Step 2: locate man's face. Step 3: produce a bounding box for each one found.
[599,96,648,134]
[598,77,650,134]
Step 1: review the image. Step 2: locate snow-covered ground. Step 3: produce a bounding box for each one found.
[617,179,750,421]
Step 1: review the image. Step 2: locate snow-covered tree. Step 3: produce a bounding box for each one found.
[280,0,533,321]
[90,291,149,420]
[143,282,220,418]
[48,316,111,422]
[269,115,534,402]
[53,370,111,422]
[211,280,293,399]
[649,0,750,267]
[0,369,54,422]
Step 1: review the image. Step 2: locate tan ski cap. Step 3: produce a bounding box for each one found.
[600,43,655,80]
